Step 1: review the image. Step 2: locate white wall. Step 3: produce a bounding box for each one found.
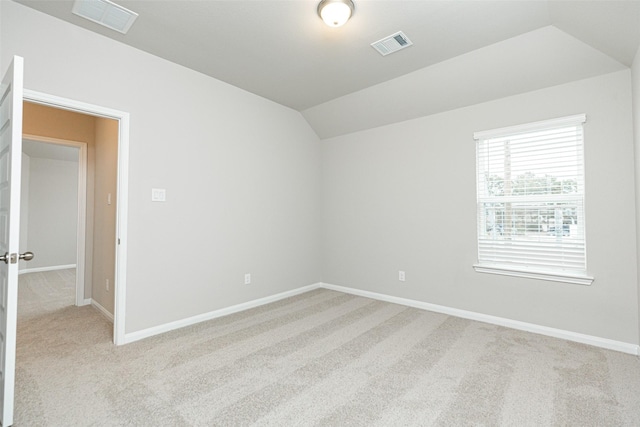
[633,45,640,345]
[1,1,321,334]
[322,70,639,345]
[22,156,78,269]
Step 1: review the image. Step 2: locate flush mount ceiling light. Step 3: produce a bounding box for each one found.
[72,0,138,34]
[318,0,355,27]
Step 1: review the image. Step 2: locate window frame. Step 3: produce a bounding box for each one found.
[473,114,594,285]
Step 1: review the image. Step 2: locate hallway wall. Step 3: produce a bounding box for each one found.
[20,153,78,270]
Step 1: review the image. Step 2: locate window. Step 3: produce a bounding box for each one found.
[474,115,593,285]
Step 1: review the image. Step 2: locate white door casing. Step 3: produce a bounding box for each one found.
[0,56,24,427]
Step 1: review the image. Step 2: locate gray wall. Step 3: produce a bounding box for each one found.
[1,1,322,334]
[19,154,78,270]
[322,70,639,345]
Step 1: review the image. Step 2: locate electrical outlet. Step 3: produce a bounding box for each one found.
[151,188,166,202]
[244,273,251,285]
[106,279,110,291]
[399,271,405,282]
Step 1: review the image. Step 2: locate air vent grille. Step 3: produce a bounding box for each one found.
[371,31,413,56]
[72,0,138,34]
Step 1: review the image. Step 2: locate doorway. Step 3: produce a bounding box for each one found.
[18,139,83,317]
[22,91,129,345]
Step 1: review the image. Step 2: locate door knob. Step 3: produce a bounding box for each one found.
[20,251,34,261]
[0,251,34,264]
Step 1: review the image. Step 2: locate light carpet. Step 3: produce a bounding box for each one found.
[18,268,76,319]
[15,278,640,426]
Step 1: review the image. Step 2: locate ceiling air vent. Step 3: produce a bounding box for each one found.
[72,0,138,34]
[371,31,413,56]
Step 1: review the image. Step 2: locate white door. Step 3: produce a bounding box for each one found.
[0,56,24,427]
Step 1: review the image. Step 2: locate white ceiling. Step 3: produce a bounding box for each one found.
[14,0,640,137]
[304,25,628,138]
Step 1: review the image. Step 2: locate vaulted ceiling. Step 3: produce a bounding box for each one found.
[15,0,640,138]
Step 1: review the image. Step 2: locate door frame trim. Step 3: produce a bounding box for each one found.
[23,90,129,346]
[22,134,88,307]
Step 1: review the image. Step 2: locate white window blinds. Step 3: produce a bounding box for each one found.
[474,114,592,285]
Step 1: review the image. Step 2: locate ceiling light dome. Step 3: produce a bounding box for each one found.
[318,0,355,27]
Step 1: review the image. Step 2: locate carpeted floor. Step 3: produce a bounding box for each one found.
[18,268,76,319]
[15,271,640,426]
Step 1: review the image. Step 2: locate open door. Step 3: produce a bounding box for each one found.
[0,56,25,427]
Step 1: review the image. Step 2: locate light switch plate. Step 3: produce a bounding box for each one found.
[151,188,166,202]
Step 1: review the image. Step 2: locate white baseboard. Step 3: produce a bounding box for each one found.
[320,283,640,356]
[19,264,76,275]
[79,298,92,307]
[118,280,639,356]
[123,283,321,344]
[91,299,114,323]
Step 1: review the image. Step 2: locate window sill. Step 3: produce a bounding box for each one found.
[473,264,594,286]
